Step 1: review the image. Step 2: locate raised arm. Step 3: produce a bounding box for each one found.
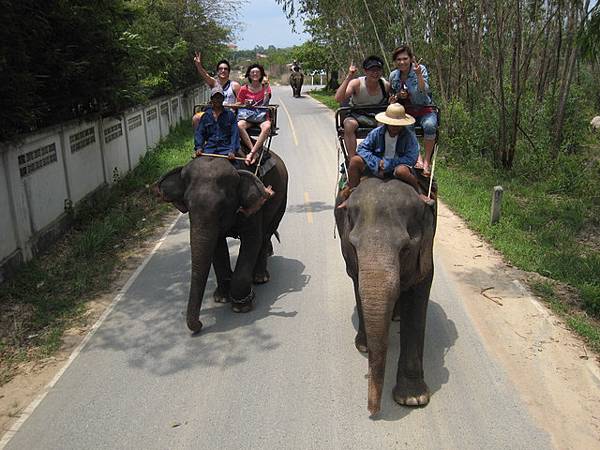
[335,63,358,104]
[413,60,430,93]
[193,50,217,88]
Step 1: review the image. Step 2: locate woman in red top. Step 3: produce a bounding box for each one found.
[237,64,272,165]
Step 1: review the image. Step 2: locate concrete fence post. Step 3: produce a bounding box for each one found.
[490,186,503,225]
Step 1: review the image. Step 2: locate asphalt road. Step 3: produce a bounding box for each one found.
[4,86,552,449]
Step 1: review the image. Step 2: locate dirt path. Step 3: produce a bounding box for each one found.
[435,202,600,449]
[1,203,599,448]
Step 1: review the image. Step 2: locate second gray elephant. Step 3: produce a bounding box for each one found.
[155,152,288,332]
[334,177,436,415]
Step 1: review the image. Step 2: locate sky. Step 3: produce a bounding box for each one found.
[235,0,310,50]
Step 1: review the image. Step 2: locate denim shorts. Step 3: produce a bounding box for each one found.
[414,111,438,140]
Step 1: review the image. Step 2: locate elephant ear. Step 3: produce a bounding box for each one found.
[237,170,274,216]
[153,166,188,213]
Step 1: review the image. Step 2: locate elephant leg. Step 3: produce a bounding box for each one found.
[392,297,402,321]
[212,237,232,303]
[265,238,274,257]
[393,281,431,407]
[253,238,270,284]
[230,225,262,313]
[352,275,368,353]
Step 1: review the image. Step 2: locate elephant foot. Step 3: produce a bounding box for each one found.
[231,289,255,313]
[187,319,203,334]
[253,270,270,284]
[213,286,230,303]
[355,331,368,353]
[393,376,430,407]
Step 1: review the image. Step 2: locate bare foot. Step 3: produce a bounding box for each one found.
[422,162,431,177]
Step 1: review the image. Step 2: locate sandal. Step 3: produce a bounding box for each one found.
[422,163,431,177]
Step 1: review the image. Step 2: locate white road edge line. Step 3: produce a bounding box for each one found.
[279,99,299,146]
[0,213,183,449]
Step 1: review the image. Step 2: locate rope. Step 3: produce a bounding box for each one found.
[196,153,245,161]
[254,146,265,176]
[427,146,437,198]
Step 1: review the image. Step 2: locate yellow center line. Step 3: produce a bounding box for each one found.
[304,192,313,224]
[280,99,299,146]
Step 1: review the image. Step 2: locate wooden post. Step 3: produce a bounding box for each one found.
[490,186,503,225]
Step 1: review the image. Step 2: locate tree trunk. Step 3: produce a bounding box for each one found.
[552,4,579,154]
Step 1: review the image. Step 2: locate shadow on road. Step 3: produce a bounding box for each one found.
[286,201,334,214]
[350,299,458,421]
[85,218,309,377]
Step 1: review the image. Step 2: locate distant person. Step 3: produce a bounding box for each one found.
[335,56,390,157]
[236,64,272,166]
[389,45,437,177]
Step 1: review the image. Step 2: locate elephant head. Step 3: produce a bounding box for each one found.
[335,177,436,415]
[154,157,274,332]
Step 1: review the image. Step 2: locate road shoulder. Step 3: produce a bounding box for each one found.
[435,201,600,449]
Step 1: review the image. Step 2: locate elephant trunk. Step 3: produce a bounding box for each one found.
[187,222,218,333]
[358,251,400,416]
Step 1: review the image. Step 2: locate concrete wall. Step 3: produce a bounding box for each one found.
[0,86,207,282]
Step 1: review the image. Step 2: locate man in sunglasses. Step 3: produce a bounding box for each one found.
[193,50,240,106]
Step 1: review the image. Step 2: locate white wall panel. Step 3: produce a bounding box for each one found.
[171,97,182,124]
[16,135,68,232]
[0,156,18,259]
[63,121,105,203]
[125,110,147,167]
[144,105,161,148]
[158,101,171,137]
[101,118,129,184]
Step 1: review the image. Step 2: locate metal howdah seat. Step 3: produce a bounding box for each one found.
[194,103,279,148]
[335,104,440,160]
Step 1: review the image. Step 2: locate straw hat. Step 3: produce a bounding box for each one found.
[375,103,415,126]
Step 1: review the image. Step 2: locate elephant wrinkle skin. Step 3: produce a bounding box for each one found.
[334,177,436,416]
[155,153,288,332]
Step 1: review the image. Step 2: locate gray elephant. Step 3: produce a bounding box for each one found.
[289,71,304,97]
[155,152,288,333]
[334,177,436,415]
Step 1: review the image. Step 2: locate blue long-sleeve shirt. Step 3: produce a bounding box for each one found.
[389,65,433,107]
[357,125,419,175]
[194,108,240,155]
